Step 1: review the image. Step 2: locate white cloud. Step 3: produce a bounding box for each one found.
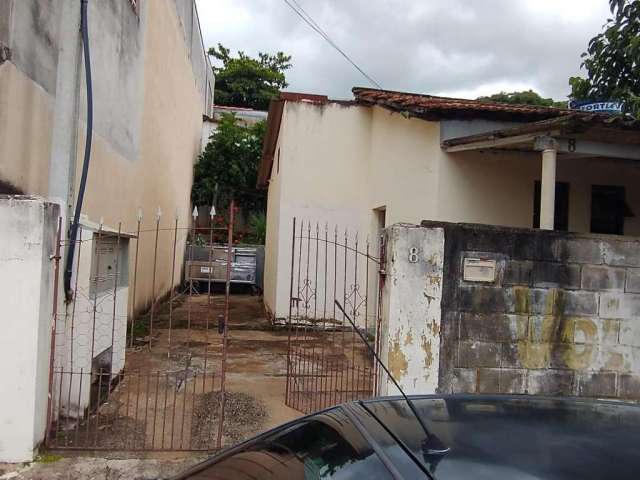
[195,0,611,100]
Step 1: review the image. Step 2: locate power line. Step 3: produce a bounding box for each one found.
[281,0,383,89]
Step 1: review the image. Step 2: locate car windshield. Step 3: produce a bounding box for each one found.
[185,408,394,479]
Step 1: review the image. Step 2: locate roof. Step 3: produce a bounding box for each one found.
[442,113,640,152]
[257,87,639,187]
[352,87,574,122]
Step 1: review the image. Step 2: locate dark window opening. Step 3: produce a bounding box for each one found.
[277,148,280,174]
[591,185,625,235]
[533,181,569,231]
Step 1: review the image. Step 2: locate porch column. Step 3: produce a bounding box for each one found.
[535,136,559,230]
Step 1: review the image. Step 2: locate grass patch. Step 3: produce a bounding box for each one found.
[35,453,63,464]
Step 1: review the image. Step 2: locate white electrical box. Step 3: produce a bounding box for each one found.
[463,258,496,283]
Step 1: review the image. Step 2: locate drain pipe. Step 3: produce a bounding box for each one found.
[64,0,93,300]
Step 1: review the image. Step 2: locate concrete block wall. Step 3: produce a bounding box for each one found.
[423,221,640,400]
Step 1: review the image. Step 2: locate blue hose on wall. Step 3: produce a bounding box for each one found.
[64,0,93,299]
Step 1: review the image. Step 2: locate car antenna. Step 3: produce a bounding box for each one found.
[335,300,450,457]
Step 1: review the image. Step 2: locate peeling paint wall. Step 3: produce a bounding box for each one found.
[380,224,444,395]
[430,220,640,400]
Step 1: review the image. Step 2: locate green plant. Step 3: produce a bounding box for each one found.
[210,44,292,111]
[569,0,640,117]
[191,114,267,217]
[248,211,267,245]
[477,90,567,108]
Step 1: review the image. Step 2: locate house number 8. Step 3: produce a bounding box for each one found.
[408,247,419,263]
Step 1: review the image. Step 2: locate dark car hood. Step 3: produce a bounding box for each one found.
[359,395,640,479]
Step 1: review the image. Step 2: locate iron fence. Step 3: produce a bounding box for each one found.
[285,218,384,414]
[45,203,236,451]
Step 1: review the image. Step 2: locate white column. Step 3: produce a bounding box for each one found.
[48,0,82,221]
[535,136,558,231]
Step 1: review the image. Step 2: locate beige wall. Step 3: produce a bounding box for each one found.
[79,0,203,313]
[437,150,640,236]
[264,102,640,319]
[0,0,205,313]
[0,62,52,194]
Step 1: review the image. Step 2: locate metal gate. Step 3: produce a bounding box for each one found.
[285,218,384,414]
[45,205,235,451]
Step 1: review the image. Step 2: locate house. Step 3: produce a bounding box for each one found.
[258,88,640,323]
[0,0,213,462]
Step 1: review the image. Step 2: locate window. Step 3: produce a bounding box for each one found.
[277,148,280,174]
[533,181,569,231]
[591,185,626,235]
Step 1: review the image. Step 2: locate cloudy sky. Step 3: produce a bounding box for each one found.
[195,0,611,101]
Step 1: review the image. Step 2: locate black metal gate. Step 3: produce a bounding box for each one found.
[45,205,236,451]
[284,218,384,414]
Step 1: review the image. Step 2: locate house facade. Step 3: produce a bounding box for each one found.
[259,88,640,322]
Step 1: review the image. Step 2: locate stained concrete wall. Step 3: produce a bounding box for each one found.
[379,224,444,395]
[427,221,640,399]
[0,196,59,462]
[0,0,212,313]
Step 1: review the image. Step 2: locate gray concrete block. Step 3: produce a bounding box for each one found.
[604,241,640,267]
[509,287,556,315]
[626,268,640,293]
[581,265,626,291]
[459,313,528,342]
[599,292,640,319]
[504,261,533,286]
[451,368,477,393]
[619,374,640,400]
[557,290,598,316]
[477,368,526,394]
[549,343,597,371]
[533,262,581,289]
[528,316,573,343]
[457,341,501,368]
[527,369,575,395]
[619,321,640,347]
[459,286,512,314]
[577,372,617,398]
[553,238,604,264]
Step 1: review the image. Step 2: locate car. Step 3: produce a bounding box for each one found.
[169,394,640,479]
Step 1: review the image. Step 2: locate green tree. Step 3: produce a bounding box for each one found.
[477,90,567,108]
[191,113,266,216]
[210,43,292,110]
[569,0,640,116]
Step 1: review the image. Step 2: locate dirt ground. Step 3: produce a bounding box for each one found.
[5,293,372,479]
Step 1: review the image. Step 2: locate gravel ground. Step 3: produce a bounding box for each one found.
[191,391,267,448]
[0,456,205,480]
[53,414,147,450]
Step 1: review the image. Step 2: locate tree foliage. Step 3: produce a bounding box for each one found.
[569,0,640,116]
[191,114,266,215]
[209,43,292,111]
[477,90,567,108]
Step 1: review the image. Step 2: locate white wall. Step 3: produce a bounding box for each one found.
[437,150,640,235]
[0,196,59,462]
[264,101,640,325]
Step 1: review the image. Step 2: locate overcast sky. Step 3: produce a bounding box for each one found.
[195,0,611,101]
